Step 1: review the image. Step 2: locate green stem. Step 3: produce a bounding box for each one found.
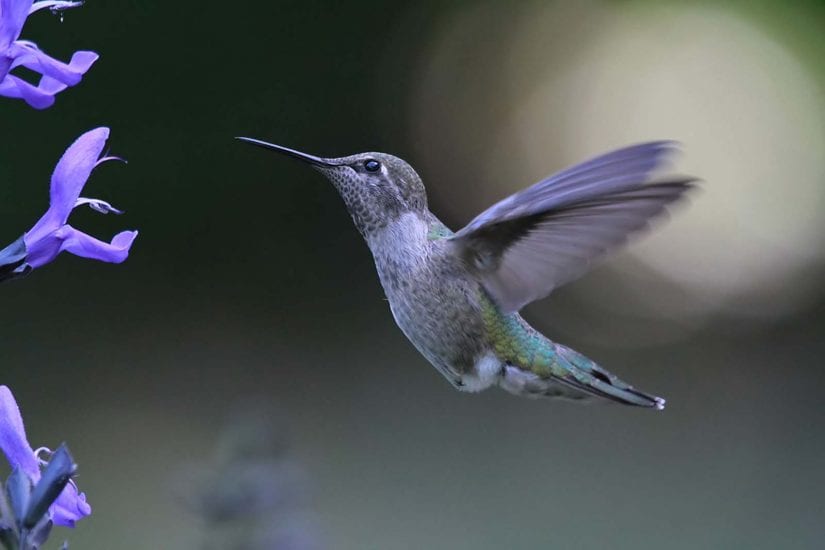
[0,483,19,550]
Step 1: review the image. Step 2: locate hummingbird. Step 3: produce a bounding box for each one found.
[238,137,695,409]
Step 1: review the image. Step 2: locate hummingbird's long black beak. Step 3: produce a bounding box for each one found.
[235,137,334,167]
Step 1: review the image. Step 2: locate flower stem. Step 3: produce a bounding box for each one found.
[0,484,19,550]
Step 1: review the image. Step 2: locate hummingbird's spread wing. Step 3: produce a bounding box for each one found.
[448,141,695,313]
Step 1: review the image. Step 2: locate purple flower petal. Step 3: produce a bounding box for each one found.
[51,481,91,527]
[23,128,138,270]
[0,386,92,527]
[25,227,138,268]
[0,385,39,476]
[8,43,97,87]
[28,1,83,15]
[50,127,110,220]
[0,71,55,108]
[36,72,68,94]
[1,0,96,108]
[27,127,110,242]
[0,0,33,47]
[22,227,61,267]
[0,56,11,80]
[59,227,138,263]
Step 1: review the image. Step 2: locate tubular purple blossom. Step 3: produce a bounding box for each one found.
[0,385,91,527]
[23,127,138,270]
[0,0,97,109]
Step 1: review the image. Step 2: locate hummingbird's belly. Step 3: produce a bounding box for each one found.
[384,278,496,391]
[369,214,498,391]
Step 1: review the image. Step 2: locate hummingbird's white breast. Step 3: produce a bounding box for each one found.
[366,212,492,389]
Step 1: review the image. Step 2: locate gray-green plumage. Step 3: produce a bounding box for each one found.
[239,138,696,409]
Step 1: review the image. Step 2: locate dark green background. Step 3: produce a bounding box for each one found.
[2,1,824,548]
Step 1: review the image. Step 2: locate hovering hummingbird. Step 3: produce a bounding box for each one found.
[238,138,695,409]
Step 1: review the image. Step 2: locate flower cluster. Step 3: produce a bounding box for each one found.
[0,0,97,109]
[0,386,89,549]
[2,1,141,547]
[0,127,138,281]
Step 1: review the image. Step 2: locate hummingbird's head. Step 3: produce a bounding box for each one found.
[238,138,428,237]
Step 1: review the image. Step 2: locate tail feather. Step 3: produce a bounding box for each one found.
[553,344,665,409]
[498,343,665,409]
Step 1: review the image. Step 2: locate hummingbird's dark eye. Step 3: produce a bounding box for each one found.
[364,159,381,172]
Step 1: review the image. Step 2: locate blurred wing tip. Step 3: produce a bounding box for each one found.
[620,139,682,153]
[658,139,682,147]
[648,139,682,149]
[646,175,701,191]
[650,141,685,169]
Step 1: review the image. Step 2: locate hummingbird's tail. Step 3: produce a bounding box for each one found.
[552,344,665,409]
[500,343,665,409]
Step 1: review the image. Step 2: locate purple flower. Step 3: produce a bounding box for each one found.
[0,385,91,527]
[0,0,97,109]
[23,127,138,270]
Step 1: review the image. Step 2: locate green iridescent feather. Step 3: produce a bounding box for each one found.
[478,291,567,378]
[427,220,453,240]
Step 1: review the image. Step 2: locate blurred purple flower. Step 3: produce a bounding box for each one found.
[24,126,138,270]
[0,0,97,109]
[0,385,91,527]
